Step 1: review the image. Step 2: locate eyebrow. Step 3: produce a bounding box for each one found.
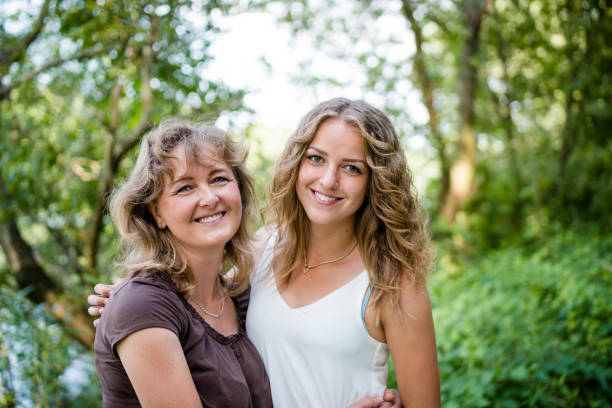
[307,146,367,165]
[170,166,231,185]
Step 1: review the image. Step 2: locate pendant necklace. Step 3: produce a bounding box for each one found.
[190,281,225,319]
[303,241,358,274]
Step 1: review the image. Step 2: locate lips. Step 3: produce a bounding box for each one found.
[195,212,225,224]
[311,189,342,204]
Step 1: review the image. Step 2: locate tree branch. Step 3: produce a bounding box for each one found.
[2,0,52,67]
[401,0,450,206]
[84,16,157,271]
[43,221,85,277]
[0,46,112,101]
[0,214,94,347]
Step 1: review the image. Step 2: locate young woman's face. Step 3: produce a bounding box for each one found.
[296,118,370,230]
[150,144,242,255]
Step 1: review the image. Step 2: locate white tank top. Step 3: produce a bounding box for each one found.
[246,232,389,407]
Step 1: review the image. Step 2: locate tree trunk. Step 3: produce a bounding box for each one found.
[401,0,450,210]
[440,0,489,222]
[84,15,157,271]
[491,5,523,229]
[0,216,94,348]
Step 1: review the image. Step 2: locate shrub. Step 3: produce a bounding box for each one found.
[429,230,612,407]
[389,232,612,408]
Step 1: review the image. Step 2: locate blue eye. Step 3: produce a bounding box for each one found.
[307,155,324,163]
[212,176,230,184]
[345,165,361,174]
[177,185,193,193]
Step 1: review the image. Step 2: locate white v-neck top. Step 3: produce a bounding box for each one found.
[246,232,389,407]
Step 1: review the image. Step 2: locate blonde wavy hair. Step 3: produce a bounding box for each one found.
[110,119,255,297]
[265,97,432,308]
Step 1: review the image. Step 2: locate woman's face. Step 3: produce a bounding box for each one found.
[150,144,242,255]
[296,118,370,230]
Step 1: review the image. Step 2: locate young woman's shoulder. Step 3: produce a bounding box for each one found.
[376,277,434,338]
[252,225,276,265]
[380,277,440,407]
[253,224,275,247]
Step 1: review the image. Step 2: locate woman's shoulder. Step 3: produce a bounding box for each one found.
[120,269,176,290]
[110,270,181,313]
[253,225,275,250]
[252,225,277,266]
[380,277,433,329]
[97,270,188,351]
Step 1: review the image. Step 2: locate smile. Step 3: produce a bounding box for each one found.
[312,189,342,204]
[195,212,225,224]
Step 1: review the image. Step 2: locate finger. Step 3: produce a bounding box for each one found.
[348,396,384,408]
[87,294,108,307]
[383,388,395,402]
[88,306,103,317]
[380,403,392,408]
[94,284,114,297]
[93,318,100,328]
[383,389,401,407]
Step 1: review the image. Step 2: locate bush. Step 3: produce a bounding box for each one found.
[0,286,101,407]
[429,230,612,407]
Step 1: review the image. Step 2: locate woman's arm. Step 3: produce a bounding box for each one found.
[116,327,203,408]
[381,279,440,408]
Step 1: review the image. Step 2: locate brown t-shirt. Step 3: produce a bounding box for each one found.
[94,271,272,408]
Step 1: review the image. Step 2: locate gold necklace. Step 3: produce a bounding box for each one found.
[190,282,225,319]
[303,241,358,274]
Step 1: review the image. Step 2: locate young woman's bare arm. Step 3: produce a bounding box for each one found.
[381,279,441,408]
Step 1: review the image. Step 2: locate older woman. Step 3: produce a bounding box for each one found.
[94,120,272,407]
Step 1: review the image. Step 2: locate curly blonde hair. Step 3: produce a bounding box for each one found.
[265,97,432,308]
[110,119,255,296]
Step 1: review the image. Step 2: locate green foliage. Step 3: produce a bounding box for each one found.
[474,0,612,234]
[0,285,101,407]
[429,229,612,406]
[2,0,611,405]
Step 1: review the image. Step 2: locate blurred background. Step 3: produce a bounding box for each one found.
[1,0,610,406]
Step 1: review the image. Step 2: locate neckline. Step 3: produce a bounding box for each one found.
[132,270,245,344]
[273,269,367,310]
[183,295,245,344]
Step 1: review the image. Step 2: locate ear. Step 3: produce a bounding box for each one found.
[148,202,166,229]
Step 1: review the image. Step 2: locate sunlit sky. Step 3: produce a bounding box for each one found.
[204,10,427,131]
[202,10,435,192]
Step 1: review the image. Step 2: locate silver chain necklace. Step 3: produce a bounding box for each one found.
[303,241,358,274]
[190,283,225,319]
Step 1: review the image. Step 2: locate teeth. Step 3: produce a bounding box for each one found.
[197,213,223,223]
[314,191,337,202]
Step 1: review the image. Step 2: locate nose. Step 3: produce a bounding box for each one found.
[320,165,339,189]
[198,186,219,207]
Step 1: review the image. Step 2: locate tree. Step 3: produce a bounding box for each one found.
[0,0,246,349]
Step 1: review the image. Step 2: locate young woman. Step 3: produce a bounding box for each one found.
[91,98,439,407]
[94,120,272,407]
[246,98,439,407]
